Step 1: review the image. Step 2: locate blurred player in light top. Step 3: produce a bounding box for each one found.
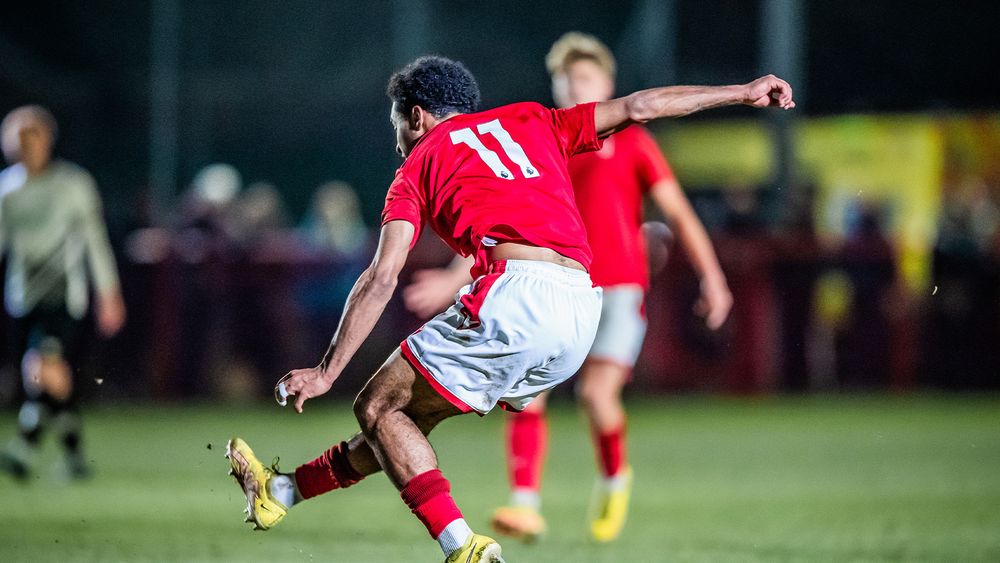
[0,105,126,481]
[404,33,734,543]
[226,55,792,562]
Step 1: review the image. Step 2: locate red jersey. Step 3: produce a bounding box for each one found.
[569,125,675,289]
[382,102,602,278]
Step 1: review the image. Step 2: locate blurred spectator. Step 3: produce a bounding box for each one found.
[296,181,373,361]
[299,180,369,258]
[177,163,242,249]
[230,182,305,398]
[173,164,243,398]
[926,179,1000,389]
[772,186,822,392]
[835,202,897,389]
[717,189,778,393]
[937,178,1000,257]
[232,181,289,248]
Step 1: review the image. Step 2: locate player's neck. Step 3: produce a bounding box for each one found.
[23,159,52,178]
[425,112,462,132]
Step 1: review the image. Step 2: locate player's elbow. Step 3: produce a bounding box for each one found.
[625,93,657,124]
[367,266,399,296]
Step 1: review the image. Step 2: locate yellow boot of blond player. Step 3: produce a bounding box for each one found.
[588,465,633,542]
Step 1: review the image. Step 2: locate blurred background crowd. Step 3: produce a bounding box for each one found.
[1,0,998,403]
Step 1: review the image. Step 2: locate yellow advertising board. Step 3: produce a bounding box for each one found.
[656,115,961,290]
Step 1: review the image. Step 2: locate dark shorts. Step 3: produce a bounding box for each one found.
[8,304,85,367]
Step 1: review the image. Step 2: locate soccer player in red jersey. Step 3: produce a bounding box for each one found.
[227,55,792,561]
[405,34,734,543]
[499,32,734,543]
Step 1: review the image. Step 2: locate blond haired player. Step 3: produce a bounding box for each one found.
[404,33,733,543]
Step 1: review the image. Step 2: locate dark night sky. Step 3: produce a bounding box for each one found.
[1,0,998,227]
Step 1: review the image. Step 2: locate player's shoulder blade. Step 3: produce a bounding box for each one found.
[51,159,84,175]
[481,101,547,121]
[50,160,93,184]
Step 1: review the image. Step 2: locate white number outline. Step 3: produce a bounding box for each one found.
[450,119,540,180]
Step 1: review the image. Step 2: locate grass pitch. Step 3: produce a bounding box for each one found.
[1,395,998,562]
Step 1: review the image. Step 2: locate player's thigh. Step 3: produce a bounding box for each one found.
[37,309,82,401]
[15,310,73,399]
[354,348,466,432]
[588,285,647,367]
[576,359,630,402]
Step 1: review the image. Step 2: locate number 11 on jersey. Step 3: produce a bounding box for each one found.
[450,119,540,180]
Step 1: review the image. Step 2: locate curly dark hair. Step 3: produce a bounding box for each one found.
[386,56,481,118]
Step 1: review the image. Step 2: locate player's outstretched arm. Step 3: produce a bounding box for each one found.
[277,220,414,413]
[594,74,794,137]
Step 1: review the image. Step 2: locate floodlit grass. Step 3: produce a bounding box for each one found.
[1,395,998,562]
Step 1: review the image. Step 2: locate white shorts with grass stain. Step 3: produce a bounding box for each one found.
[401,259,602,414]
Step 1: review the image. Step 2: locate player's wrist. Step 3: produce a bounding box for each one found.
[733,83,754,106]
[317,358,339,382]
[700,271,728,290]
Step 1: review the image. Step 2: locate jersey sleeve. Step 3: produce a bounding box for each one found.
[0,166,23,257]
[76,171,122,295]
[633,127,675,192]
[0,196,7,258]
[381,168,423,248]
[548,102,603,157]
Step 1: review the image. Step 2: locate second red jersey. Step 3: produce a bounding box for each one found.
[382,102,602,278]
[569,125,675,289]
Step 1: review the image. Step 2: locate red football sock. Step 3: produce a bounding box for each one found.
[594,424,627,478]
[506,410,547,491]
[400,469,464,539]
[294,440,364,499]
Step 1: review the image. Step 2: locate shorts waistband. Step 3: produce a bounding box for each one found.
[488,259,593,287]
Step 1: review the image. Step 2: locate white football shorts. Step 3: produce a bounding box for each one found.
[587,284,647,368]
[401,259,602,414]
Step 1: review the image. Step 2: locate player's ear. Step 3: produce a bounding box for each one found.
[409,105,425,131]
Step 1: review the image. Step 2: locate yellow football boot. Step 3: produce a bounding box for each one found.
[444,533,504,563]
[588,465,633,542]
[225,437,288,531]
[490,505,547,542]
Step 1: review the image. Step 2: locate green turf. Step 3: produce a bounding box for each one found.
[0,395,998,562]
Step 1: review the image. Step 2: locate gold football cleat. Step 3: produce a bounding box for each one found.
[225,437,288,531]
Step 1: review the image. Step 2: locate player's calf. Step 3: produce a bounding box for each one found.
[293,438,367,499]
[402,468,506,561]
[1,399,49,481]
[353,353,500,559]
[226,435,375,531]
[492,409,549,542]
